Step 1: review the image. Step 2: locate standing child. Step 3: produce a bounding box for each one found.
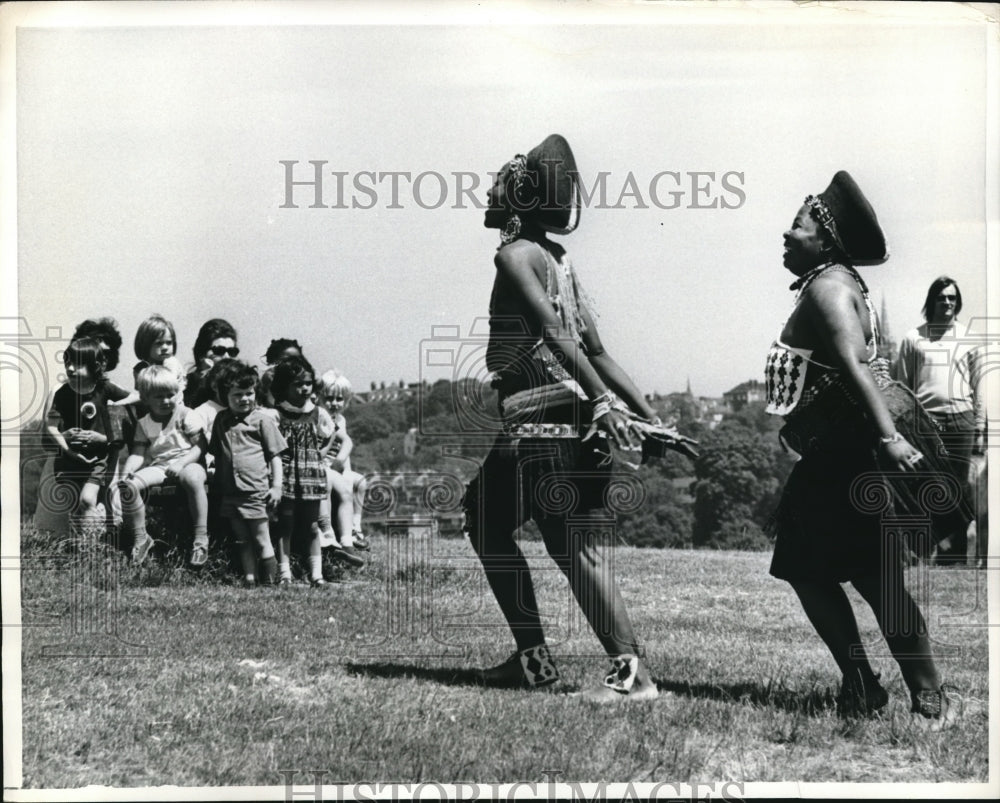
[319,370,371,551]
[209,362,286,586]
[271,356,361,585]
[119,366,210,565]
[42,337,132,538]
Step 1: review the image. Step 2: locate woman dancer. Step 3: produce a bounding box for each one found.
[466,134,696,703]
[765,171,963,729]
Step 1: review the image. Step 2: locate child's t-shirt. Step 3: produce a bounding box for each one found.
[192,400,224,441]
[134,404,204,468]
[209,408,288,494]
[46,379,133,468]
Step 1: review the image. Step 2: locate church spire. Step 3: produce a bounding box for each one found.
[877,291,898,365]
[686,376,692,396]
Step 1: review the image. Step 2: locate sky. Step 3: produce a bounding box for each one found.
[6,1,997,424]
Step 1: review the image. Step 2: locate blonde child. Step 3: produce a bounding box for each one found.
[209,362,286,586]
[319,370,370,551]
[271,355,363,586]
[119,366,209,565]
[42,337,132,537]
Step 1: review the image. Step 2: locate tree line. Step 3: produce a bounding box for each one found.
[19,379,796,551]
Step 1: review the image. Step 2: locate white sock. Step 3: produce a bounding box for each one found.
[309,555,323,581]
[279,560,291,580]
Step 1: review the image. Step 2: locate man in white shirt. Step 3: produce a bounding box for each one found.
[894,277,985,564]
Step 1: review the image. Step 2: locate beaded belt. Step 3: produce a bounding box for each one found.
[502,421,578,438]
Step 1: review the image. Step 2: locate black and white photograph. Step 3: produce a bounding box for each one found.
[2,1,997,799]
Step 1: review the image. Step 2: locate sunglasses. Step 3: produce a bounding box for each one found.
[208,345,240,358]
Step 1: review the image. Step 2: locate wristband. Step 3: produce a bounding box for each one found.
[878,432,903,448]
[591,400,612,421]
[590,390,614,421]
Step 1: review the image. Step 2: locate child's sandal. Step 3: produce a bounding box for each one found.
[189,545,208,567]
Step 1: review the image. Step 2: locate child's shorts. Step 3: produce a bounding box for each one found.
[220,491,270,521]
[125,465,171,490]
[53,457,110,488]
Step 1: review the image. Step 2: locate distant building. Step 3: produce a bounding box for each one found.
[354,380,426,404]
[646,382,730,428]
[723,379,765,412]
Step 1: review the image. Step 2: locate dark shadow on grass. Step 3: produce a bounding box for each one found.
[655,678,837,716]
[345,661,485,688]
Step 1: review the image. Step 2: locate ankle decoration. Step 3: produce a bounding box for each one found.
[912,688,943,718]
[520,644,558,688]
[604,654,639,695]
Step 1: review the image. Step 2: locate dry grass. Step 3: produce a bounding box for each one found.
[16,521,990,789]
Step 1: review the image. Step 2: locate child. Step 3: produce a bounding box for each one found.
[119,366,209,565]
[133,314,186,385]
[116,315,187,408]
[42,337,132,537]
[190,357,238,446]
[209,362,286,586]
[271,356,363,585]
[319,370,370,551]
[260,338,305,409]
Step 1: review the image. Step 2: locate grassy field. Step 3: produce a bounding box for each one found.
[15,520,991,790]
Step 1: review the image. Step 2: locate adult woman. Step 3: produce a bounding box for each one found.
[895,277,985,562]
[183,319,239,408]
[765,171,962,729]
[465,134,696,702]
[72,317,125,373]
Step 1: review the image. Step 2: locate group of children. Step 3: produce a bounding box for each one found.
[41,314,371,588]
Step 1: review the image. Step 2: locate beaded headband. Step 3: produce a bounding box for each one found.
[804,194,847,255]
[506,154,528,198]
[499,154,528,247]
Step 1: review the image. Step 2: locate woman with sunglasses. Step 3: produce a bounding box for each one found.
[184,319,240,408]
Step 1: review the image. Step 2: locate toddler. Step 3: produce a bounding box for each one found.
[319,370,370,551]
[271,355,363,585]
[42,337,132,536]
[119,366,209,565]
[260,338,305,409]
[209,362,286,586]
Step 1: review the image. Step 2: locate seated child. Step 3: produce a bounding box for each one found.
[319,370,370,550]
[260,338,305,409]
[42,336,132,537]
[119,366,209,565]
[190,357,239,455]
[115,314,187,408]
[209,362,287,586]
